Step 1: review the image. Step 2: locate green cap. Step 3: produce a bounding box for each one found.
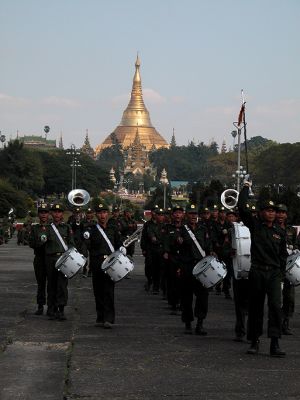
[185,204,198,213]
[94,203,109,212]
[259,200,277,211]
[51,202,64,212]
[276,203,288,212]
[38,203,49,212]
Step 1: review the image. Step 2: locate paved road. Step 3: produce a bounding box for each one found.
[1,236,300,399]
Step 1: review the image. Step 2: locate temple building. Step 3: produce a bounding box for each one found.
[18,135,56,149]
[123,127,155,176]
[95,55,169,171]
[81,129,95,158]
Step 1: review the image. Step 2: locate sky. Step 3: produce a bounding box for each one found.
[1,0,299,151]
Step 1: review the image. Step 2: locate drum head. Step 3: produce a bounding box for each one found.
[193,256,214,275]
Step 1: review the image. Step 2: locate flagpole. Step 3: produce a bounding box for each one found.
[241,90,249,173]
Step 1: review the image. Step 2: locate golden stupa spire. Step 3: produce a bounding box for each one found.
[120,54,153,127]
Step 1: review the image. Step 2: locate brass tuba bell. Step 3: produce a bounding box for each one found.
[220,189,239,210]
[68,189,90,207]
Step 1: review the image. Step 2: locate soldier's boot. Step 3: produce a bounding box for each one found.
[282,318,293,335]
[247,339,260,354]
[48,307,56,320]
[35,305,44,315]
[57,305,67,321]
[270,337,286,358]
[195,318,207,336]
[184,322,193,334]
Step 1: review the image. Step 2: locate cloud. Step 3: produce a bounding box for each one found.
[143,88,166,104]
[0,93,31,107]
[111,93,130,106]
[41,96,81,108]
[254,99,300,118]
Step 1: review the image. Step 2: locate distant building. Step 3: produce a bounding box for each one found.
[81,129,95,158]
[124,127,156,176]
[19,135,56,149]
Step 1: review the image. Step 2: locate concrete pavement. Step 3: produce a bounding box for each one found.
[1,236,300,399]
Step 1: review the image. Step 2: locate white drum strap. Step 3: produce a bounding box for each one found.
[96,224,115,253]
[51,223,68,252]
[184,225,206,258]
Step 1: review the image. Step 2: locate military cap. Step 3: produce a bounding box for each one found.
[151,204,159,211]
[38,203,49,213]
[112,205,120,212]
[172,204,184,212]
[185,204,198,213]
[226,208,238,215]
[155,208,165,215]
[276,203,288,212]
[94,203,109,212]
[51,202,65,212]
[250,205,257,212]
[219,206,226,213]
[258,200,277,211]
[199,206,210,214]
[73,207,81,213]
[86,207,94,214]
[210,204,219,212]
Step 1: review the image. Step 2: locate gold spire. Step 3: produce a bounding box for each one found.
[120,55,153,127]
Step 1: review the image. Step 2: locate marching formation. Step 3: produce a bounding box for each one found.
[20,181,300,359]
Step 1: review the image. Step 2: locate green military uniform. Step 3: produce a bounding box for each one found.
[84,203,122,325]
[119,211,137,257]
[29,204,49,314]
[141,208,165,294]
[178,204,212,334]
[81,208,96,276]
[140,209,157,291]
[238,187,288,356]
[45,203,74,319]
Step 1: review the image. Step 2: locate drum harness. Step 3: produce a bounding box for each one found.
[51,223,68,252]
[96,224,115,253]
[184,225,206,258]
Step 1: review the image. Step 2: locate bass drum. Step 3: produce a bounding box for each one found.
[101,250,134,282]
[286,253,300,286]
[55,247,87,279]
[232,222,251,279]
[192,256,227,289]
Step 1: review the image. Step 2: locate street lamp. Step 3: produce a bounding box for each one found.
[66,145,81,190]
[160,168,169,209]
[232,165,247,192]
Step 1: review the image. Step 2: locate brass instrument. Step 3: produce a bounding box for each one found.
[68,189,90,207]
[221,175,254,210]
[123,225,143,248]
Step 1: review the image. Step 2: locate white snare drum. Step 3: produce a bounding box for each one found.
[232,222,251,279]
[286,253,300,286]
[101,250,134,282]
[192,256,227,288]
[55,247,87,279]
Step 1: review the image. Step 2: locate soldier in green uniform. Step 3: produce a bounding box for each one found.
[29,203,50,315]
[178,204,212,334]
[45,203,74,320]
[140,206,158,292]
[142,207,165,294]
[107,205,122,233]
[163,205,186,315]
[119,208,137,257]
[238,183,288,357]
[84,203,122,328]
[276,204,299,335]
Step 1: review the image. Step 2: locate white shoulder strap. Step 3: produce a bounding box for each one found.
[51,223,68,252]
[184,224,206,258]
[96,224,115,253]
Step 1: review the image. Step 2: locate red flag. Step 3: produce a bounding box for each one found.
[237,103,245,128]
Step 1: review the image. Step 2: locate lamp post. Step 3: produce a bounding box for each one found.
[160,168,169,209]
[232,165,247,192]
[66,144,81,190]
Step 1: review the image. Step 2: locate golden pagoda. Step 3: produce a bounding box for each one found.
[95,55,169,154]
